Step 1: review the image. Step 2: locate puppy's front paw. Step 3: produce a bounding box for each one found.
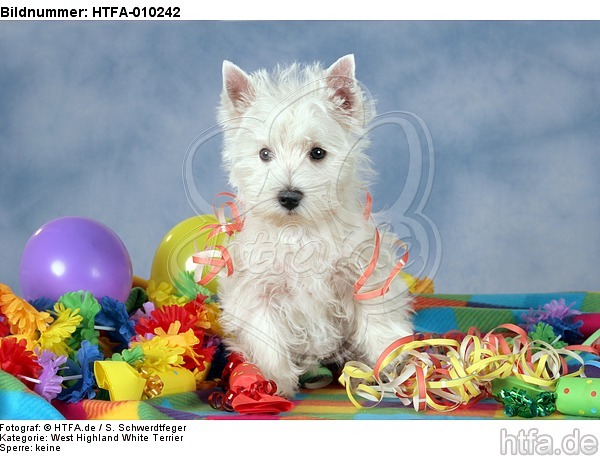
[270,372,299,399]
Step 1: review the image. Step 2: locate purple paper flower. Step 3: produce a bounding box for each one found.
[521,298,580,331]
[34,350,67,401]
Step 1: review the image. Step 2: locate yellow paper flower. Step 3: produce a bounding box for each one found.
[153,326,201,365]
[146,280,188,308]
[130,335,185,374]
[154,324,199,345]
[37,304,83,356]
[0,283,53,336]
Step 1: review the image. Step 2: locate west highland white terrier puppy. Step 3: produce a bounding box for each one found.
[216,54,413,397]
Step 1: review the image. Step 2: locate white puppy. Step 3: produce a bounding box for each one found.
[216,54,413,397]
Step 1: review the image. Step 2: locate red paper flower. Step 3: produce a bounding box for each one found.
[134,299,218,377]
[135,305,198,336]
[184,295,212,331]
[0,338,42,388]
[135,301,212,342]
[182,344,216,372]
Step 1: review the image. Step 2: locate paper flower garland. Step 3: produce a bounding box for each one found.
[145,280,188,308]
[0,284,52,336]
[96,296,136,351]
[132,298,217,381]
[521,298,583,344]
[58,340,104,402]
[37,304,83,356]
[0,337,42,389]
[528,322,568,349]
[0,281,220,403]
[58,291,101,350]
[33,350,68,401]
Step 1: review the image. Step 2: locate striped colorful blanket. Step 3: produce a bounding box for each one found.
[1,293,598,420]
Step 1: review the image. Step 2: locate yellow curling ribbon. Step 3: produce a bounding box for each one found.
[340,325,588,412]
[143,373,164,399]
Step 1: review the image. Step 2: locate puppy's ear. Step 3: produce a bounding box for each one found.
[222,60,254,116]
[326,54,357,114]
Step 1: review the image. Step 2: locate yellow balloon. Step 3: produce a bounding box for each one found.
[150,215,229,294]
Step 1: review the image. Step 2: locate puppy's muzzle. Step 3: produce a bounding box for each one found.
[278,189,303,210]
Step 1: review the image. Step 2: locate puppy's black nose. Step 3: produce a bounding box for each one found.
[278,189,303,210]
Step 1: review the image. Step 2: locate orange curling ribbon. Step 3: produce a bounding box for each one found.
[200,192,245,239]
[340,325,587,412]
[193,193,243,286]
[363,191,373,220]
[197,191,409,300]
[353,192,409,301]
[193,245,234,286]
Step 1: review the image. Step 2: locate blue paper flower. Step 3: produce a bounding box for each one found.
[29,297,56,312]
[545,316,583,345]
[57,340,103,403]
[96,296,136,351]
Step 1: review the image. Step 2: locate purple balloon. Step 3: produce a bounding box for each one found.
[19,216,133,303]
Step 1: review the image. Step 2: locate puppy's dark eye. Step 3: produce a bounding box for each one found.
[309,147,327,161]
[259,148,272,162]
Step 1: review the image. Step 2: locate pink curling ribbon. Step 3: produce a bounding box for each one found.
[193,245,234,287]
[195,191,409,300]
[363,191,373,221]
[353,192,409,301]
[200,192,245,239]
[193,193,243,286]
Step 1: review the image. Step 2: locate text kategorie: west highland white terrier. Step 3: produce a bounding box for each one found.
[216,54,413,397]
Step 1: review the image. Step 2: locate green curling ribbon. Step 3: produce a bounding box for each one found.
[498,388,556,418]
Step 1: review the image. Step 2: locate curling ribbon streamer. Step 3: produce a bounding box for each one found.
[339,324,592,412]
[193,246,234,287]
[353,192,409,301]
[200,192,244,239]
[192,193,243,286]
[196,191,409,300]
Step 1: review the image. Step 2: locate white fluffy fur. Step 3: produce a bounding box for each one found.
[216,55,413,397]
